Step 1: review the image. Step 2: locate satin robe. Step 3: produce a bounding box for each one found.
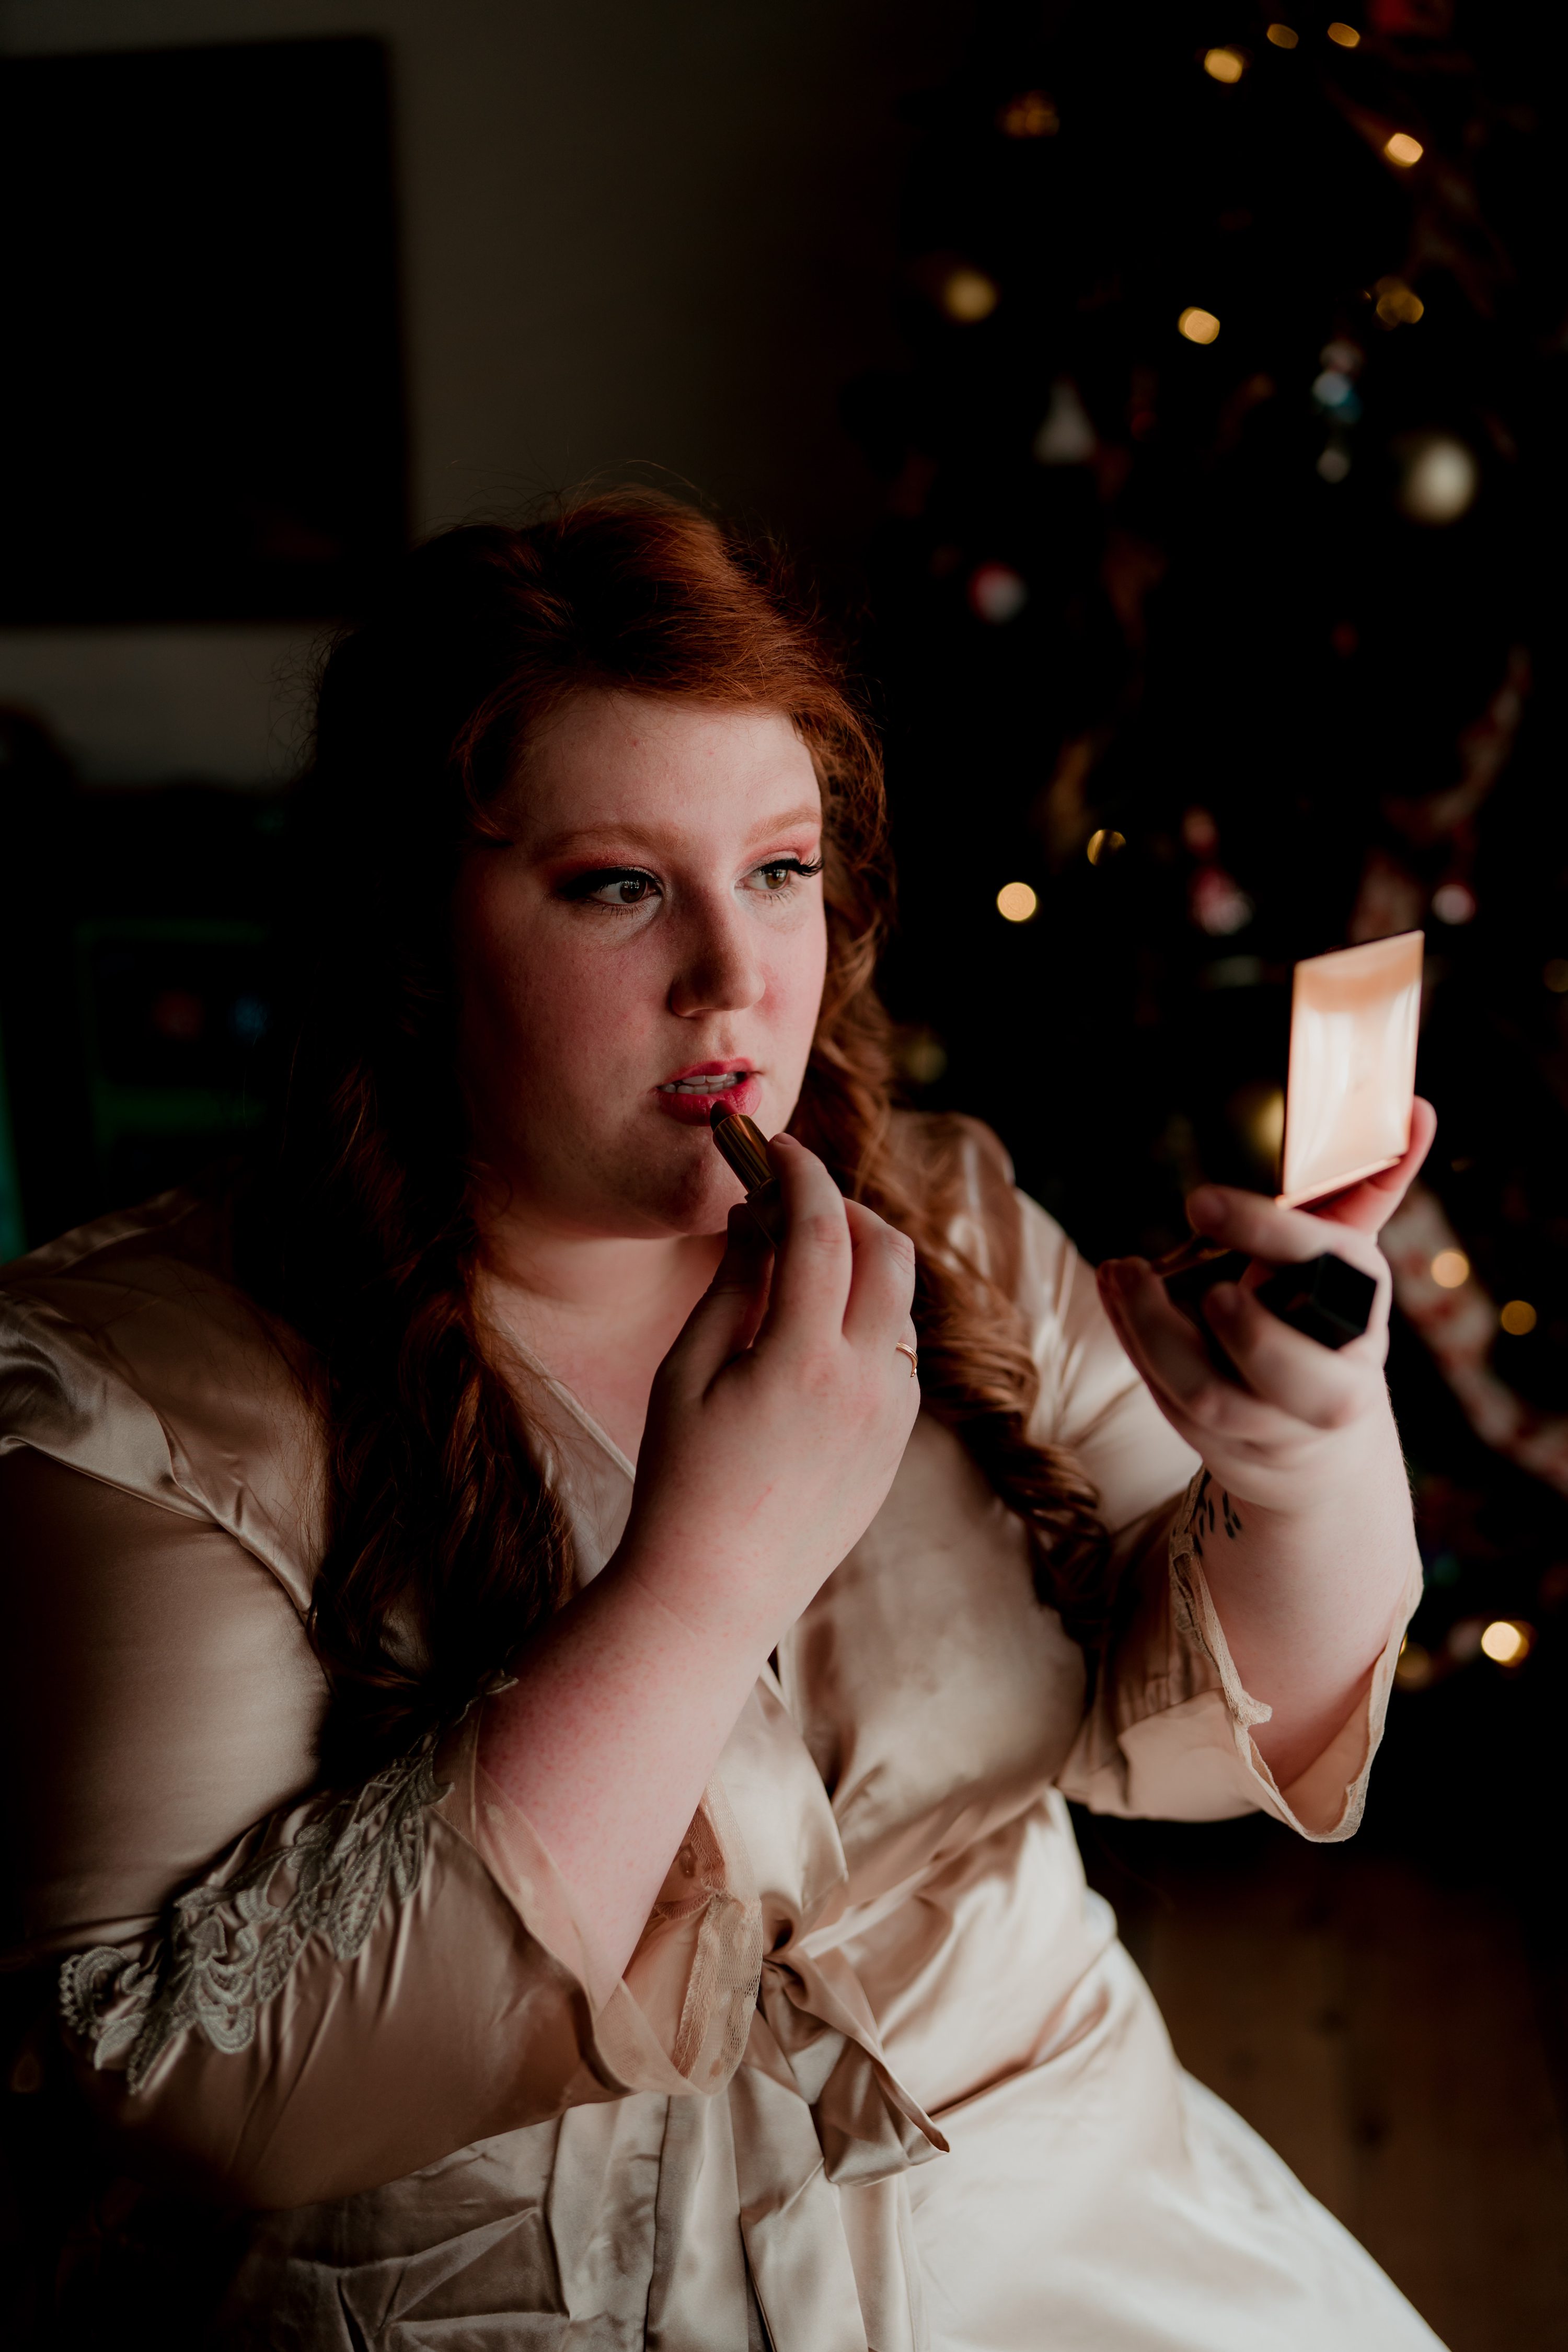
[0,1124,1442,2349]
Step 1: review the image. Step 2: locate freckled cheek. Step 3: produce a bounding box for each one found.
[764,917,829,1062]
[479,924,667,1090]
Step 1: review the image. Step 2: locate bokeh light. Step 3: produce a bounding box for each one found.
[893,1025,949,1086]
[1397,434,1479,524]
[940,268,999,322]
[1243,1084,1286,1167]
[997,90,1058,137]
[1191,867,1254,935]
[1374,276,1425,327]
[1327,21,1361,46]
[1203,48,1244,84]
[1394,1639,1435,1690]
[967,562,1029,623]
[1500,1299,1538,1336]
[1086,828,1125,865]
[1266,24,1299,48]
[1432,881,1476,924]
[996,881,1039,924]
[1543,959,1568,994]
[1480,1619,1533,1666]
[1312,368,1361,417]
[1430,1249,1470,1289]
[152,989,205,1041]
[1385,132,1424,167]
[1177,306,1220,345]
[1033,377,1097,465]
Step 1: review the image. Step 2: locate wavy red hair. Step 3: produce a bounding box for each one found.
[245,492,1108,1766]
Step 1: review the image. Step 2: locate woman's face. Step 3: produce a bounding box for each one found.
[452,689,828,1239]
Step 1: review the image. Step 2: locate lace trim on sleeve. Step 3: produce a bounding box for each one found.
[59,1738,449,2095]
[1169,1470,1273,1732]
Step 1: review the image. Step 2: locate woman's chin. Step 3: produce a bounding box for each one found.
[648,1171,746,1240]
[588,1146,742,1241]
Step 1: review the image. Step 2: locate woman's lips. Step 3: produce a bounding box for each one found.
[653,1064,762,1126]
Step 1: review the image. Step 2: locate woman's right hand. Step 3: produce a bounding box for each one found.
[621,1134,920,1647]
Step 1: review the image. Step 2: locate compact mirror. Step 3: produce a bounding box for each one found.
[1276,930,1423,1209]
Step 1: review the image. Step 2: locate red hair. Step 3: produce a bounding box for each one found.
[247,492,1108,1765]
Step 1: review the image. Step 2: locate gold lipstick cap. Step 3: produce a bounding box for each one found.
[710,1106,786,1243]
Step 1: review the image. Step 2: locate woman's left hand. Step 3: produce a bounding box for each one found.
[1094,1098,1436,1515]
[1093,1098,1437,1790]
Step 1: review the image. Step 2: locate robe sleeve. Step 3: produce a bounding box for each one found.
[0,1448,762,2213]
[1016,1193,1422,1842]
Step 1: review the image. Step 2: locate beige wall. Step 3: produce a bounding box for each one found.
[0,0,968,779]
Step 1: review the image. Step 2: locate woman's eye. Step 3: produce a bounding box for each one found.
[560,868,661,908]
[747,856,824,895]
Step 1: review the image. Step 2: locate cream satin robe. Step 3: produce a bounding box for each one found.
[0,1129,1444,2350]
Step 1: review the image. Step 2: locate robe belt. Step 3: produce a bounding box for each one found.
[730,1937,946,2352]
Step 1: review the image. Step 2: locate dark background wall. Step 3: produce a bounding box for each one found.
[0,0,973,783]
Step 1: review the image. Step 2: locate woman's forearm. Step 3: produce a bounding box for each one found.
[1194,1399,1416,1787]
[478,1144,921,2000]
[477,1533,781,2000]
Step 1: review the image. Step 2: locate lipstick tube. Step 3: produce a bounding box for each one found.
[709,1106,787,1245]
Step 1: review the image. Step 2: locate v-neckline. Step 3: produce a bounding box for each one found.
[490,1316,639,1485]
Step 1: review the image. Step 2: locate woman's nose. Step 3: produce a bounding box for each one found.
[666,899,766,1020]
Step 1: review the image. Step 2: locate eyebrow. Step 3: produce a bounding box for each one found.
[531,805,824,861]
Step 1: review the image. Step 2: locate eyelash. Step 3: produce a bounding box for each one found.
[558,856,824,911]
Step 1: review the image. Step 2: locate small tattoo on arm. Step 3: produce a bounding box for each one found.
[1189,1469,1243,1562]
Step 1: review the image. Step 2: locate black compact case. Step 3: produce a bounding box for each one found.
[1161,1244,1378,1353]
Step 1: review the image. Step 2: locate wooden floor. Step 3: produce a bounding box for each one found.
[1078,1814,1568,2352]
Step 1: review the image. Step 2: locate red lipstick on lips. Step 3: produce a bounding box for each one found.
[653,1059,762,1127]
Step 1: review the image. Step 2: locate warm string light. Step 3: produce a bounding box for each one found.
[940,267,999,323]
[997,89,1058,137]
[1429,1249,1470,1289]
[1086,828,1125,865]
[1397,433,1479,524]
[1500,1300,1538,1336]
[1374,275,1424,327]
[1384,131,1424,167]
[1327,21,1361,46]
[1177,306,1220,345]
[1203,47,1245,83]
[996,881,1039,924]
[1265,23,1299,48]
[1480,1620,1533,1666]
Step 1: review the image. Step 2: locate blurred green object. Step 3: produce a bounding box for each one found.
[0,741,287,1251]
[72,915,273,1213]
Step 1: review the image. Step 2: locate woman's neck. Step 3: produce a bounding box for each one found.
[479,1206,726,1463]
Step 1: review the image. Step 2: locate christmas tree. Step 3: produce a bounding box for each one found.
[850,0,1568,1757]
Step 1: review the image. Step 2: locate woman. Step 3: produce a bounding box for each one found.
[0,494,1441,2350]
